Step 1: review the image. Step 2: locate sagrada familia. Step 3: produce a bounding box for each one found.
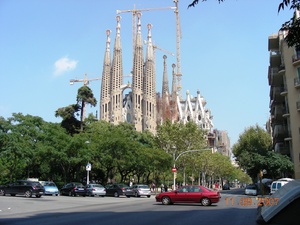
[99,13,214,136]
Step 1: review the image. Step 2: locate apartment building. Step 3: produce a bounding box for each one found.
[268,31,300,179]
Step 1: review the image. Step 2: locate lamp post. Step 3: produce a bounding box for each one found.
[172,148,211,190]
[86,162,91,184]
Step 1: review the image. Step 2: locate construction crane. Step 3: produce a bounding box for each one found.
[143,40,174,64]
[173,0,182,100]
[70,73,100,86]
[70,73,101,122]
[116,5,176,60]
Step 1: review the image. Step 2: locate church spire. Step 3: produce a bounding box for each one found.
[110,15,123,124]
[100,29,112,121]
[143,23,156,133]
[132,13,144,131]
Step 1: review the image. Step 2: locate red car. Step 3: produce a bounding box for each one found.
[155,185,221,206]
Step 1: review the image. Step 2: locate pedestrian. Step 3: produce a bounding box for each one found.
[215,182,219,189]
[161,183,164,193]
[164,184,168,192]
[152,183,155,192]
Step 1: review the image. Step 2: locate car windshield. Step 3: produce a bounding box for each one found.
[246,185,256,190]
[45,182,56,187]
[93,184,103,188]
[138,185,149,189]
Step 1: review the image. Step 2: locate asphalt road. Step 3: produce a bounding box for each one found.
[0,188,260,225]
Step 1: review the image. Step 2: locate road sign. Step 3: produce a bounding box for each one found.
[86,163,92,171]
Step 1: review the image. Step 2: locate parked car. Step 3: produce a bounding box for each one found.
[222,183,230,190]
[39,181,59,196]
[86,183,106,197]
[60,182,87,196]
[0,180,44,198]
[125,184,151,198]
[244,184,258,196]
[270,178,294,195]
[155,185,221,206]
[105,183,131,197]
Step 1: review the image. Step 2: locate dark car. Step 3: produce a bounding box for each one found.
[155,185,221,206]
[222,183,230,190]
[105,183,131,197]
[0,180,45,198]
[60,182,87,196]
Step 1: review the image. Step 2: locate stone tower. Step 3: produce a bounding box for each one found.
[100,13,157,132]
[109,16,123,125]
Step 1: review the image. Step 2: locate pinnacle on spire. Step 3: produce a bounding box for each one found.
[106,29,111,51]
[137,13,141,33]
[116,15,121,36]
[147,23,152,43]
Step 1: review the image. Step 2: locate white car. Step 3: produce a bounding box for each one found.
[270,178,294,195]
[86,184,106,197]
[126,184,151,198]
[244,184,257,196]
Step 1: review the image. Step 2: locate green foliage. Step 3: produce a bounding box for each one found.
[232,124,294,180]
[156,121,207,158]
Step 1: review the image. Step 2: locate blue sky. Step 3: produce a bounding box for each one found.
[0,0,293,146]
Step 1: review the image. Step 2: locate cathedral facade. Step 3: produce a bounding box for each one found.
[100,14,213,134]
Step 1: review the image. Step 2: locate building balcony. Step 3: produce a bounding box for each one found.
[292,54,300,66]
[273,124,287,138]
[280,86,288,96]
[282,109,290,118]
[269,67,284,86]
[274,142,290,155]
[269,50,282,67]
[297,101,300,111]
[271,86,285,102]
[294,78,300,88]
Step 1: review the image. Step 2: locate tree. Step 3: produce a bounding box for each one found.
[279,0,300,46]
[55,85,97,133]
[232,124,294,181]
[188,0,300,47]
[55,104,81,135]
[156,121,207,160]
[0,113,45,182]
[76,86,97,131]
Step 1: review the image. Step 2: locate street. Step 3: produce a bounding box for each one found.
[0,188,260,225]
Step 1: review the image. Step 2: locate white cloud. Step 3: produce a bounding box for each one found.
[53,56,78,76]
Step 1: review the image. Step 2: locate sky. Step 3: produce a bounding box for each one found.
[0,0,293,147]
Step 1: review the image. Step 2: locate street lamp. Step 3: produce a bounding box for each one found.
[86,162,92,184]
[172,148,212,190]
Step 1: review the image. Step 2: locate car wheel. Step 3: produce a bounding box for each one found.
[162,196,171,205]
[25,190,32,198]
[114,192,119,197]
[36,195,42,198]
[147,195,151,198]
[126,195,130,198]
[0,189,5,196]
[10,194,16,196]
[201,198,211,206]
[68,191,73,196]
